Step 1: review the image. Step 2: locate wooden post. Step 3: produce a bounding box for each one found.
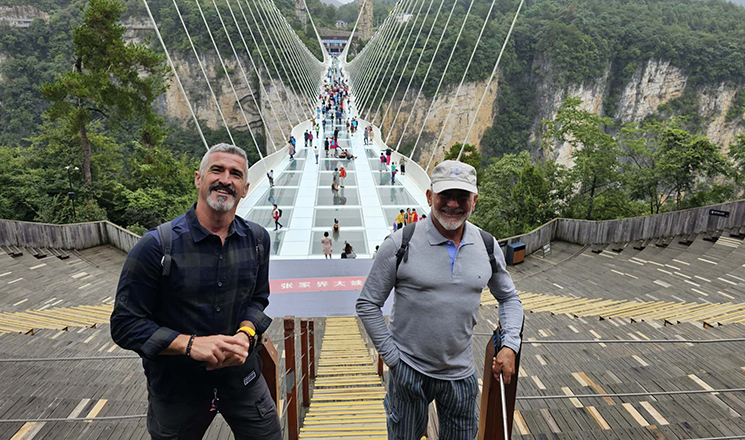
[284,316,299,440]
[260,334,279,406]
[478,326,523,440]
[309,320,316,379]
[301,319,310,407]
[377,354,384,377]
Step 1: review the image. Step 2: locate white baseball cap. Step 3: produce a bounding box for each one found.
[430,160,478,194]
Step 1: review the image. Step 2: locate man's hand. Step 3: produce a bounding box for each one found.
[492,347,516,385]
[187,335,249,370]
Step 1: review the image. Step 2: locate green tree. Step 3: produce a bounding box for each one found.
[471,151,568,238]
[40,0,169,185]
[442,142,482,181]
[543,96,623,220]
[657,129,730,210]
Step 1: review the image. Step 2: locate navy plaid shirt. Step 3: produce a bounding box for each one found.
[111,204,272,400]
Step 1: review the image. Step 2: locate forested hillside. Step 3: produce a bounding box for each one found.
[0,0,744,241]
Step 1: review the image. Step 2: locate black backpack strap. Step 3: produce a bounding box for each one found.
[479,229,499,275]
[247,220,265,264]
[157,221,173,277]
[395,223,417,271]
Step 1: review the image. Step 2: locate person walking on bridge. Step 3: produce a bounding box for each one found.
[111,143,280,439]
[357,160,524,440]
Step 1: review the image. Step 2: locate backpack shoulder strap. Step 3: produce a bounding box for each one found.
[395,223,417,271]
[479,229,499,274]
[247,220,266,264]
[156,221,173,276]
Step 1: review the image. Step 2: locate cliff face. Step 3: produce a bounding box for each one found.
[377,78,500,167]
[535,58,745,166]
[138,48,307,152]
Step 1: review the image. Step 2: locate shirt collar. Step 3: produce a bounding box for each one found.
[186,203,247,243]
[425,216,475,246]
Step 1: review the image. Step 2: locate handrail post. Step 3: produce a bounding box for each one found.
[309,320,316,379]
[260,334,279,406]
[478,325,523,440]
[284,316,299,440]
[301,319,310,407]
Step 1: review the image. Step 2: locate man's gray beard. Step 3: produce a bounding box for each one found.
[207,192,235,211]
[432,208,472,231]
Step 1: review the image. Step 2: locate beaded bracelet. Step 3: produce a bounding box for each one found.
[185,334,196,357]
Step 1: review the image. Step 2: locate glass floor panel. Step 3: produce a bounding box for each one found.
[369,159,390,170]
[313,207,364,228]
[292,149,308,159]
[371,172,403,186]
[286,159,305,171]
[384,207,425,226]
[319,159,356,171]
[274,172,302,186]
[378,187,418,206]
[318,172,357,187]
[316,188,360,206]
[365,149,380,158]
[267,230,286,255]
[245,208,293,229]
[256,188,299,206]
[310,230,368,255]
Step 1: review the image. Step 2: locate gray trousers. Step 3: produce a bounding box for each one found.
[385,361,478,440]
[147,375,281,440]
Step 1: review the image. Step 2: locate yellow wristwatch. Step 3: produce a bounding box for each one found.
[237,326,257,350]
[237,326,256,337]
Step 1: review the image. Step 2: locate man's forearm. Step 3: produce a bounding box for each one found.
[356,298,400,367]
[160,334,190,355]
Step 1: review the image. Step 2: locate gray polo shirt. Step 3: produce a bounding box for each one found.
[356,217,523,380]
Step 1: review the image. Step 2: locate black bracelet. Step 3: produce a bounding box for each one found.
[185,334,196,357]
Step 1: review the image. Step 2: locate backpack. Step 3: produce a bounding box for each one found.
[278,209,283,217]
[156,220,266,276]
[393,223,499,275]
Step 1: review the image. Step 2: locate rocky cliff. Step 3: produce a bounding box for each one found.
[533,58,745,167]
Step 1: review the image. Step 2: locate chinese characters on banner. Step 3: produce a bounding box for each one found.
[269,276,367,294]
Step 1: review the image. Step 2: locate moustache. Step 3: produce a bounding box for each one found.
[210,183,236,197]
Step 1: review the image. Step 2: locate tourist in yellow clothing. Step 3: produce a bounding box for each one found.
[394,209,406,230]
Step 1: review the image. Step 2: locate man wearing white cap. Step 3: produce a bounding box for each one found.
[357,160,523,439]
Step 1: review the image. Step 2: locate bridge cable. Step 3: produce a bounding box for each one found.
[341,0,369,62]
[171,0,237,147]
[410,0,478,165]
[224,0,292,140]
[393,0,459,154]
[241,0,304,124]
[363,0,424,122]
[256,0,314,114]
[266,0,323,101]
[458,0,524,160]
[380,0,441,139]
[370,0,431,125]
[203,0,279,153]
[251,0,312,117]
[141,0,208,151]
[427,0,501,170]
[349,7,398,97]
[351,2,403,107]
[262,0,320,114]
[357,0,412,114]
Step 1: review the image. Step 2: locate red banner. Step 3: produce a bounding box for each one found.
[270,276,367,294]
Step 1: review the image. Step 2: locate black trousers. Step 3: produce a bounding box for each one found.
[147,375,282,440]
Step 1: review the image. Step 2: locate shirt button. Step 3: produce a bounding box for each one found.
[219,255,224,260]
[215,306,221,312]
[218,282,223,287]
